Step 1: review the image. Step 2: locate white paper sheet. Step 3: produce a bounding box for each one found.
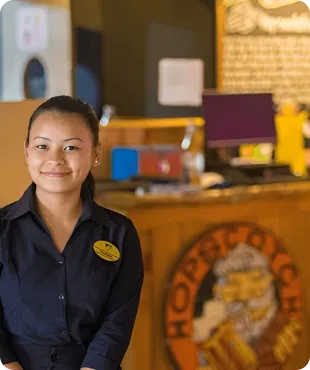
[158,58,204,107]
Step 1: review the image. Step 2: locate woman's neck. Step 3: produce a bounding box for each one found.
[35,187,83,225]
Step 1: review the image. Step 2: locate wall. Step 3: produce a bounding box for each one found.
[27,0,69,8]
[0,100,43,206]
[71,0,103,30]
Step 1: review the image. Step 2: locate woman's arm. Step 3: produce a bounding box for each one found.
[0,216,19,368]
[0,299,19,367]
[81,220,144,370]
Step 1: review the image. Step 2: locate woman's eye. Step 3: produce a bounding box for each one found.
[37,145,47,150]
[64,146,79,151]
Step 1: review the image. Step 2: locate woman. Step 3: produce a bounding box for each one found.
[0,96,144,370]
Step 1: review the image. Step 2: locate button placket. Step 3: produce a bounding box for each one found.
[58,257,68,342]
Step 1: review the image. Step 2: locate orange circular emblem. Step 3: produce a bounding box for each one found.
[164,223,303,370]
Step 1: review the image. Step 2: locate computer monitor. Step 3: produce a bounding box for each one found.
[202,93,277,148]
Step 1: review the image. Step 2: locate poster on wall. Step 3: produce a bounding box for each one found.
[164,223,303,370]
[16,6,48,52]
[218,0,310,106]
[158,58,204,107]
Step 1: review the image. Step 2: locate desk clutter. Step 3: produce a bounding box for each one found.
[111,145,184,181]
[97,92,310,195]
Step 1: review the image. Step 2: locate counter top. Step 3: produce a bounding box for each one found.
[95,181,310,210]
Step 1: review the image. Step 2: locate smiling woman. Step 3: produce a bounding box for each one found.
[25,98,100,198]
[0,96,144,370]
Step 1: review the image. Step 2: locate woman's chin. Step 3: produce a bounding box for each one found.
[35,179,79,194]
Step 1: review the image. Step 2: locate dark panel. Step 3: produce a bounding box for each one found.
[102,0,149,117]
[198,0,216,11]
[146,23,201,118]
[74,27,103,117]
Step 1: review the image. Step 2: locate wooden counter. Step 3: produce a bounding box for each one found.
[96,182,310,370]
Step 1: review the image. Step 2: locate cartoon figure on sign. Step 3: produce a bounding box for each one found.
[193,244,302,369]
[164,223,303,370]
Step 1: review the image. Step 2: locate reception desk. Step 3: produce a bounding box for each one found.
[96,181,310,370]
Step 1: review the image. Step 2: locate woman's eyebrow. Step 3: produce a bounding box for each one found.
[63,137,84,142]
[32,136,50,141]
[32,137,84,142]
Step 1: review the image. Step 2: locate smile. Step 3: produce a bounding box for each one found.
[42,172,71,178]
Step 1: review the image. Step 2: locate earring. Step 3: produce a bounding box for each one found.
[95,159,99,164]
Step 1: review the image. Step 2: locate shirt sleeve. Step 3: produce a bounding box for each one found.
[0,216,18,365]
[0,300,18,365]
[81,219,144,370]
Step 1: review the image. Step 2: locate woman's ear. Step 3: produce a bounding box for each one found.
[92,144,102,168]
[24,140,29,163]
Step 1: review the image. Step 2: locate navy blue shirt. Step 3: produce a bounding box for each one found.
[0,184,143,370]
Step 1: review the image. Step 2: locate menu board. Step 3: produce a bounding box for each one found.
[217,0,310,105]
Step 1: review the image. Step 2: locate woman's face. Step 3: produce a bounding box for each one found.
[25,111,100,194]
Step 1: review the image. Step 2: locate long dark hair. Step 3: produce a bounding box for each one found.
[26,95,99,198]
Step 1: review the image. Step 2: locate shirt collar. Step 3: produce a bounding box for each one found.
[6,183,37,220]
[6,183,115,227]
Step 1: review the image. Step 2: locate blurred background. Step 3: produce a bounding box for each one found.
[0,0,309,369]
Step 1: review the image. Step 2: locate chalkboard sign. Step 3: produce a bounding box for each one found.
[216,0,310,105]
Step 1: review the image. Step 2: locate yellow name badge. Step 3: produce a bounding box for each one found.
[93,241,120,262]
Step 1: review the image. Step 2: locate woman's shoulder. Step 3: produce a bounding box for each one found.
[92,202,135,229]
[0,202,16,235]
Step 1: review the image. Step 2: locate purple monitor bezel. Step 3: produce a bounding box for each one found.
[202,92,277,148]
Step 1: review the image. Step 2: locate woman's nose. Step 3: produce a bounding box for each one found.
[47,150,65,165]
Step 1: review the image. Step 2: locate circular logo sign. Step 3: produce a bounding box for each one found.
[164,223,303,370]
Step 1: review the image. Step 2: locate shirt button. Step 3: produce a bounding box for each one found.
[58,261,64,265]
[58,294,65,300]
[50,354,58,362]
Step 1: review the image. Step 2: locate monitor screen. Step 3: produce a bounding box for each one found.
[202,93,277,148]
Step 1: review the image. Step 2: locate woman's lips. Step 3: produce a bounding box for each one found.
[42,172,71,178]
